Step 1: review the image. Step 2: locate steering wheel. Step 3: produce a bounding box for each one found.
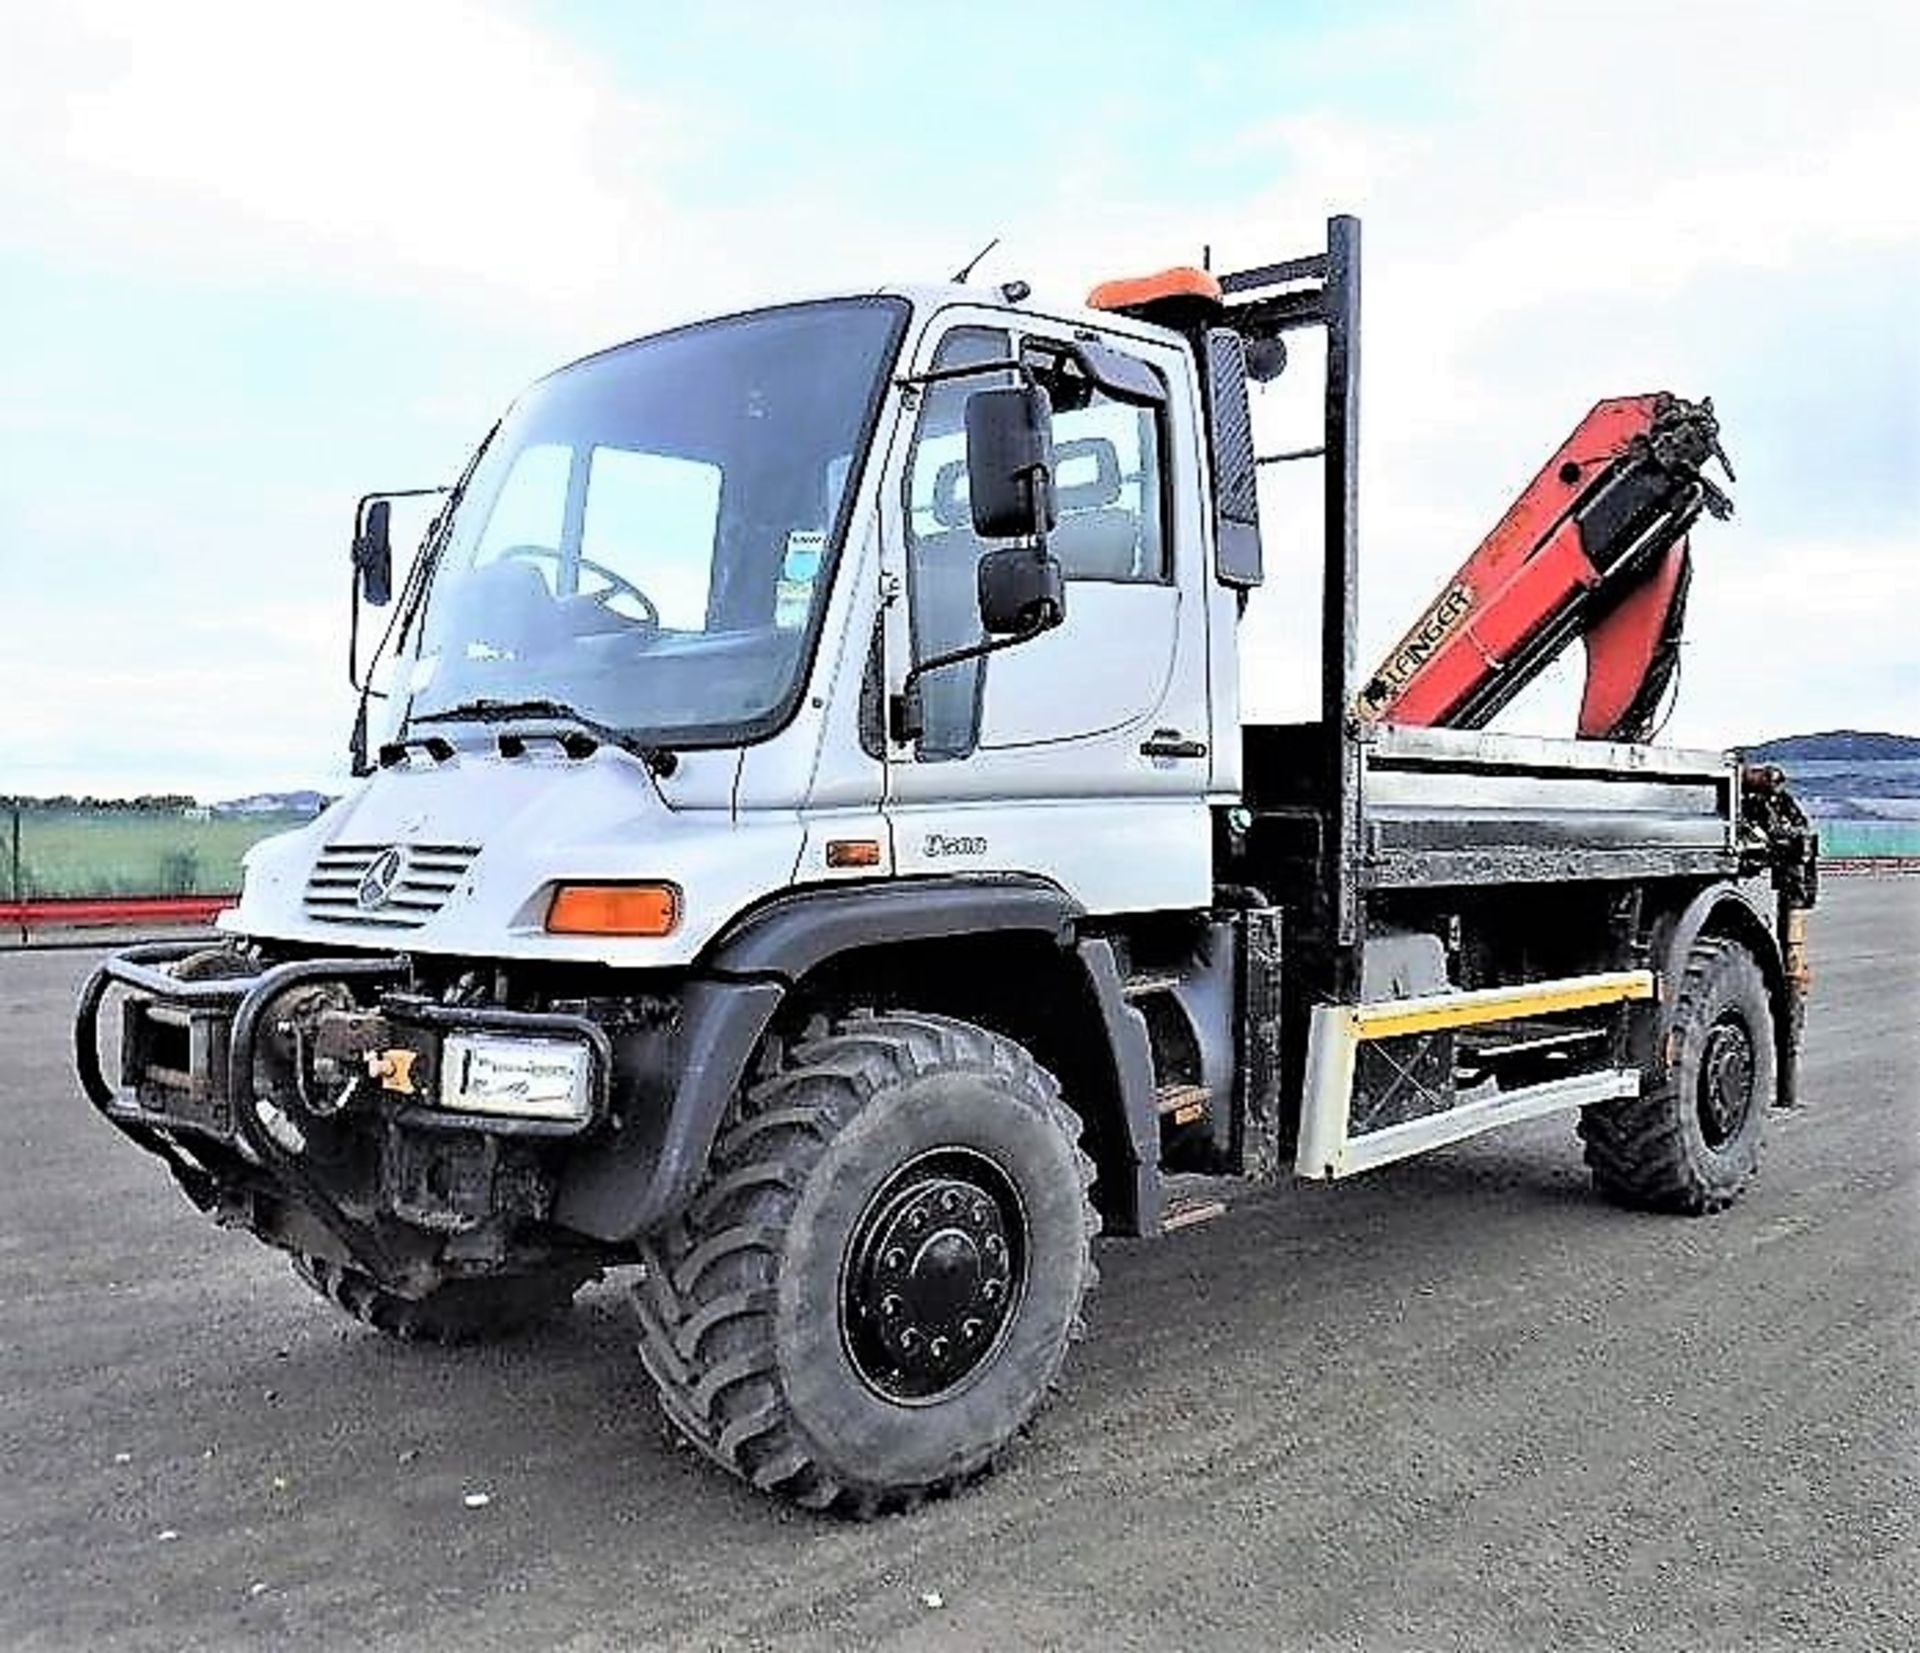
[492,545,660,628]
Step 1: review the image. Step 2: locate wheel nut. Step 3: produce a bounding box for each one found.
[908,1208,926,1230]
[984,1235,1004,1258]
[982,1279,1004,1303]
[885,1247,906,1272]
[930,1336,949,1360]
[961,1317,982,1340]
[940,1189,960,1212]
[900,1327,921,1350]
[972,1203,990,1226]
[880,1293,903,1318]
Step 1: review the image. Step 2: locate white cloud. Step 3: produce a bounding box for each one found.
[0,599,353,797]
[2,0,682,310]
[1673,529,1920,743]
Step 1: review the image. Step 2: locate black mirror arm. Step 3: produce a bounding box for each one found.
[896,346,1164,407]
[895,357,1032,392]
[887,610,1059,746]
[346,598,390,775]
[353,486,451,537]
[348,563,363,691]
[349,693,372,778]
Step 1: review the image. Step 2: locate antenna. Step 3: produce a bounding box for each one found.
[951,237,1000,284]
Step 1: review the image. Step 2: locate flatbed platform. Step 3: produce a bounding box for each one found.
[1242,720,1743,895]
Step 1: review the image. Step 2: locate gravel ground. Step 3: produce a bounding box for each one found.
[2,879,1914,1652]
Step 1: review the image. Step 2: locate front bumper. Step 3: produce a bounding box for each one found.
[75,942,614,1290]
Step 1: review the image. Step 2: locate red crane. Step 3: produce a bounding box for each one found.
[1356,393,1735,741]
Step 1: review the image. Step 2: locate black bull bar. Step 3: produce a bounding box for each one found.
[74,941,614,1286]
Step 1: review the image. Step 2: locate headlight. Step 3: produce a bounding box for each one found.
[439,1033,592,1124]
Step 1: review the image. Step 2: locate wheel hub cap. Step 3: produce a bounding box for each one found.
[1698,1016,1755,1147]
[843,1152,1026,1404]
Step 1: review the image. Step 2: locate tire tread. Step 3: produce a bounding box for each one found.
[1579,935,1770,1215]
[633,1011,1098,1517]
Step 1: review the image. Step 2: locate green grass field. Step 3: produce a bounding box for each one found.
[6,809,312,900]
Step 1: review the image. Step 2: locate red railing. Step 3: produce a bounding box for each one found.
[1,894,233,932]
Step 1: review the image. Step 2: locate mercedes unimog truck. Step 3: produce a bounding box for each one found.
[77,216,1817,1517]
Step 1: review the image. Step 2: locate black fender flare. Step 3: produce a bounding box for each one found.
[707,874,1080,978]
[1646,880,1797,1107]
[554,876,1164,1240]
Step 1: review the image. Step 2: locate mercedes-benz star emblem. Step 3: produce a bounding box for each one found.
[356,846,406,912]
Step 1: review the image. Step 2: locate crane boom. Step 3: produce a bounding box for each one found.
[1357,393,1734,741]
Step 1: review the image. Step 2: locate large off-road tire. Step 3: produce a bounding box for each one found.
[1580,935,1775,1214]
[634,1011,1099,1518]
[290,1253,596,1346]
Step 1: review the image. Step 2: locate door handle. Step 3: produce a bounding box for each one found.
[1140,729,1208,759]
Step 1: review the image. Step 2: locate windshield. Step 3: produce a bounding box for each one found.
[401,297,907,747]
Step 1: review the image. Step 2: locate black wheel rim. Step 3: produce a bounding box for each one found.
[840,1147,1028,1406]
[1697,1012,1756,1149]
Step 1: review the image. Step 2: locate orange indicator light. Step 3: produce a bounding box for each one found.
[546,882,681,936]
[826,839,882,869]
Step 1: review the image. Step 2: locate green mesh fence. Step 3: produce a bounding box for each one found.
[1814,819,1920,860]
[4,806,312,900]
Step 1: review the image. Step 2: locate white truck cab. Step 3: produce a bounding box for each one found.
[235,279,1232,967]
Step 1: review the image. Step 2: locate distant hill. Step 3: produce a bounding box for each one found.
[213,790,333,817]
[1743,731,1920,836]
[1746,730,1920,763]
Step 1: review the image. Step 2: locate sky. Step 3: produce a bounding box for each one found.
[1,0,1914,798]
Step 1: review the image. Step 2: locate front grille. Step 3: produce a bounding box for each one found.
[303,843,480,928]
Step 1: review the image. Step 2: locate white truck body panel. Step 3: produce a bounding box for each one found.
[224,748,804,966]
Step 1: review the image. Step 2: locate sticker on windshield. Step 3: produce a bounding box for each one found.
[777,531,826,629]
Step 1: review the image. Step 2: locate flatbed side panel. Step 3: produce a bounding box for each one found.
[1357,725,1740,890]
[1365,844,1740,890]
[1365,721,1735,779]
[1238,720,1737,799]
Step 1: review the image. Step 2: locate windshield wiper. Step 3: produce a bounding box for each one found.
[410,698,678,774]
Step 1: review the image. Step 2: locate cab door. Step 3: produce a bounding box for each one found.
[880,313,1214,915]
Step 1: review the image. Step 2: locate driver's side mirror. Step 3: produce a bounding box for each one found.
[965,385,1057,540]
[965,385,1065,638]
[352,499,393,607]
[977,546,1064,635]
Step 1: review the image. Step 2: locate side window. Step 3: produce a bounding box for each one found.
[581,448,720,629]
[901,326,1011,760]
[1026,348,1167,584]
[898,327,1166,762]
